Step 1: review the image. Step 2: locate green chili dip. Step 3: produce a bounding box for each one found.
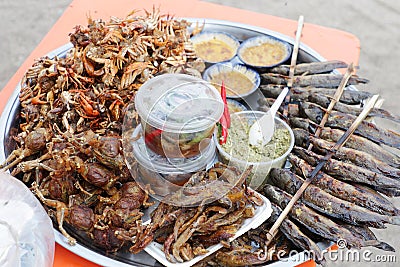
[221,115,291,162]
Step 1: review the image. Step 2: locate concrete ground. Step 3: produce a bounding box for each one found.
[0,0,399,266]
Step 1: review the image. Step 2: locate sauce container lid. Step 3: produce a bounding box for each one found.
[131,125,216,174]
[135,74,224,133]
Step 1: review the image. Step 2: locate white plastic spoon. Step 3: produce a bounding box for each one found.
[249,15,304,147]
[248,87,289,146]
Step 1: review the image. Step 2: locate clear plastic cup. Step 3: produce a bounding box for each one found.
[135,74,224,158]
[129,125,217,202]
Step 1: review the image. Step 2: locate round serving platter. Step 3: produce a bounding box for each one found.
[0,18,329,267]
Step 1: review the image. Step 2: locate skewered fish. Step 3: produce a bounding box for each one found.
[263,184,371,248]
[269,203,326,264]
[289,117,319,133]
[289,154,400,216]
[293,128,400,178]
[259,84,372,105]
[258,97,301,119]
[309,93,400,123]
[269,168,400,228]
[293,146,400,192]
[299,102,400,149]
[268,60,348,75]
[341,224,395,252]
[261,73,369,88]
[319,127,400,168]
[288,120,400,168]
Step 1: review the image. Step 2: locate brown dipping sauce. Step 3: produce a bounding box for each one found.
[194,39,236,62]
[241,42,287,66]
[210,70,254,97]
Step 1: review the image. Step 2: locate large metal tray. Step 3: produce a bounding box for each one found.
[0,18,328,267]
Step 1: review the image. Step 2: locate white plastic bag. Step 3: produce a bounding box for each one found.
[0,171,54,267]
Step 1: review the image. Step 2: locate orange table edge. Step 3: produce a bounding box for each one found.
[0,0,359,266]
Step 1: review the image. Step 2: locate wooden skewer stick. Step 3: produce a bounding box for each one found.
[265,93,380,246]
[283,15,304,118]
[307,62,355,150]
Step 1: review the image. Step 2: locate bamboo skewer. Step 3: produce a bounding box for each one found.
[265,93,380,246]
[283,15,304,118]
[307,63,355,150]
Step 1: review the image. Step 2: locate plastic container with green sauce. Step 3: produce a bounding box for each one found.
[215,111,294,190]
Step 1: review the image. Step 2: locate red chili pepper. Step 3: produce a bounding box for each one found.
[144,128,163,145]
[219,81,230,144]
[221,81,230,128]
[219,124,228,145]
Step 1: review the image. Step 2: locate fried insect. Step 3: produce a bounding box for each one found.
[32,182,95,245]
[1,128,52,172]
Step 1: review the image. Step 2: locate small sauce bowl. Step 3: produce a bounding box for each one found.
[202,62,260,99]
[190,31,240,64]
[237,35,292,70]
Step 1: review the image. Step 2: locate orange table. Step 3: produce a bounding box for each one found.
[0,0,359,266]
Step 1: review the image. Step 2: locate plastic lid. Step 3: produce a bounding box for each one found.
[135,74,224,133]
[131,125,216,174]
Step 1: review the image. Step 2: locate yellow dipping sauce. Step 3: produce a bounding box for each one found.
[194,39,236,62]
[241,42,287,66]
[210,71,254,97]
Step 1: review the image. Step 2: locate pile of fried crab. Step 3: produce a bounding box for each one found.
[1,7,400,267]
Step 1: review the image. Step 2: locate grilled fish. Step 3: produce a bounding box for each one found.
[261,73,369,88]
[269,60,348,75]
[269,168,400,228]
[269,203,326,265]
[258,97,300,117]
[288,121,400,168]
[289,117,319,133]
[340,224,395,252]
[309,93,400,124]
[293,146,400,191]
[299,102,400,149]
[319,127,400,168]
[259,84,372,105]
[293,128,400,178]
[263,184,368,248]
[289,154,400,216]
